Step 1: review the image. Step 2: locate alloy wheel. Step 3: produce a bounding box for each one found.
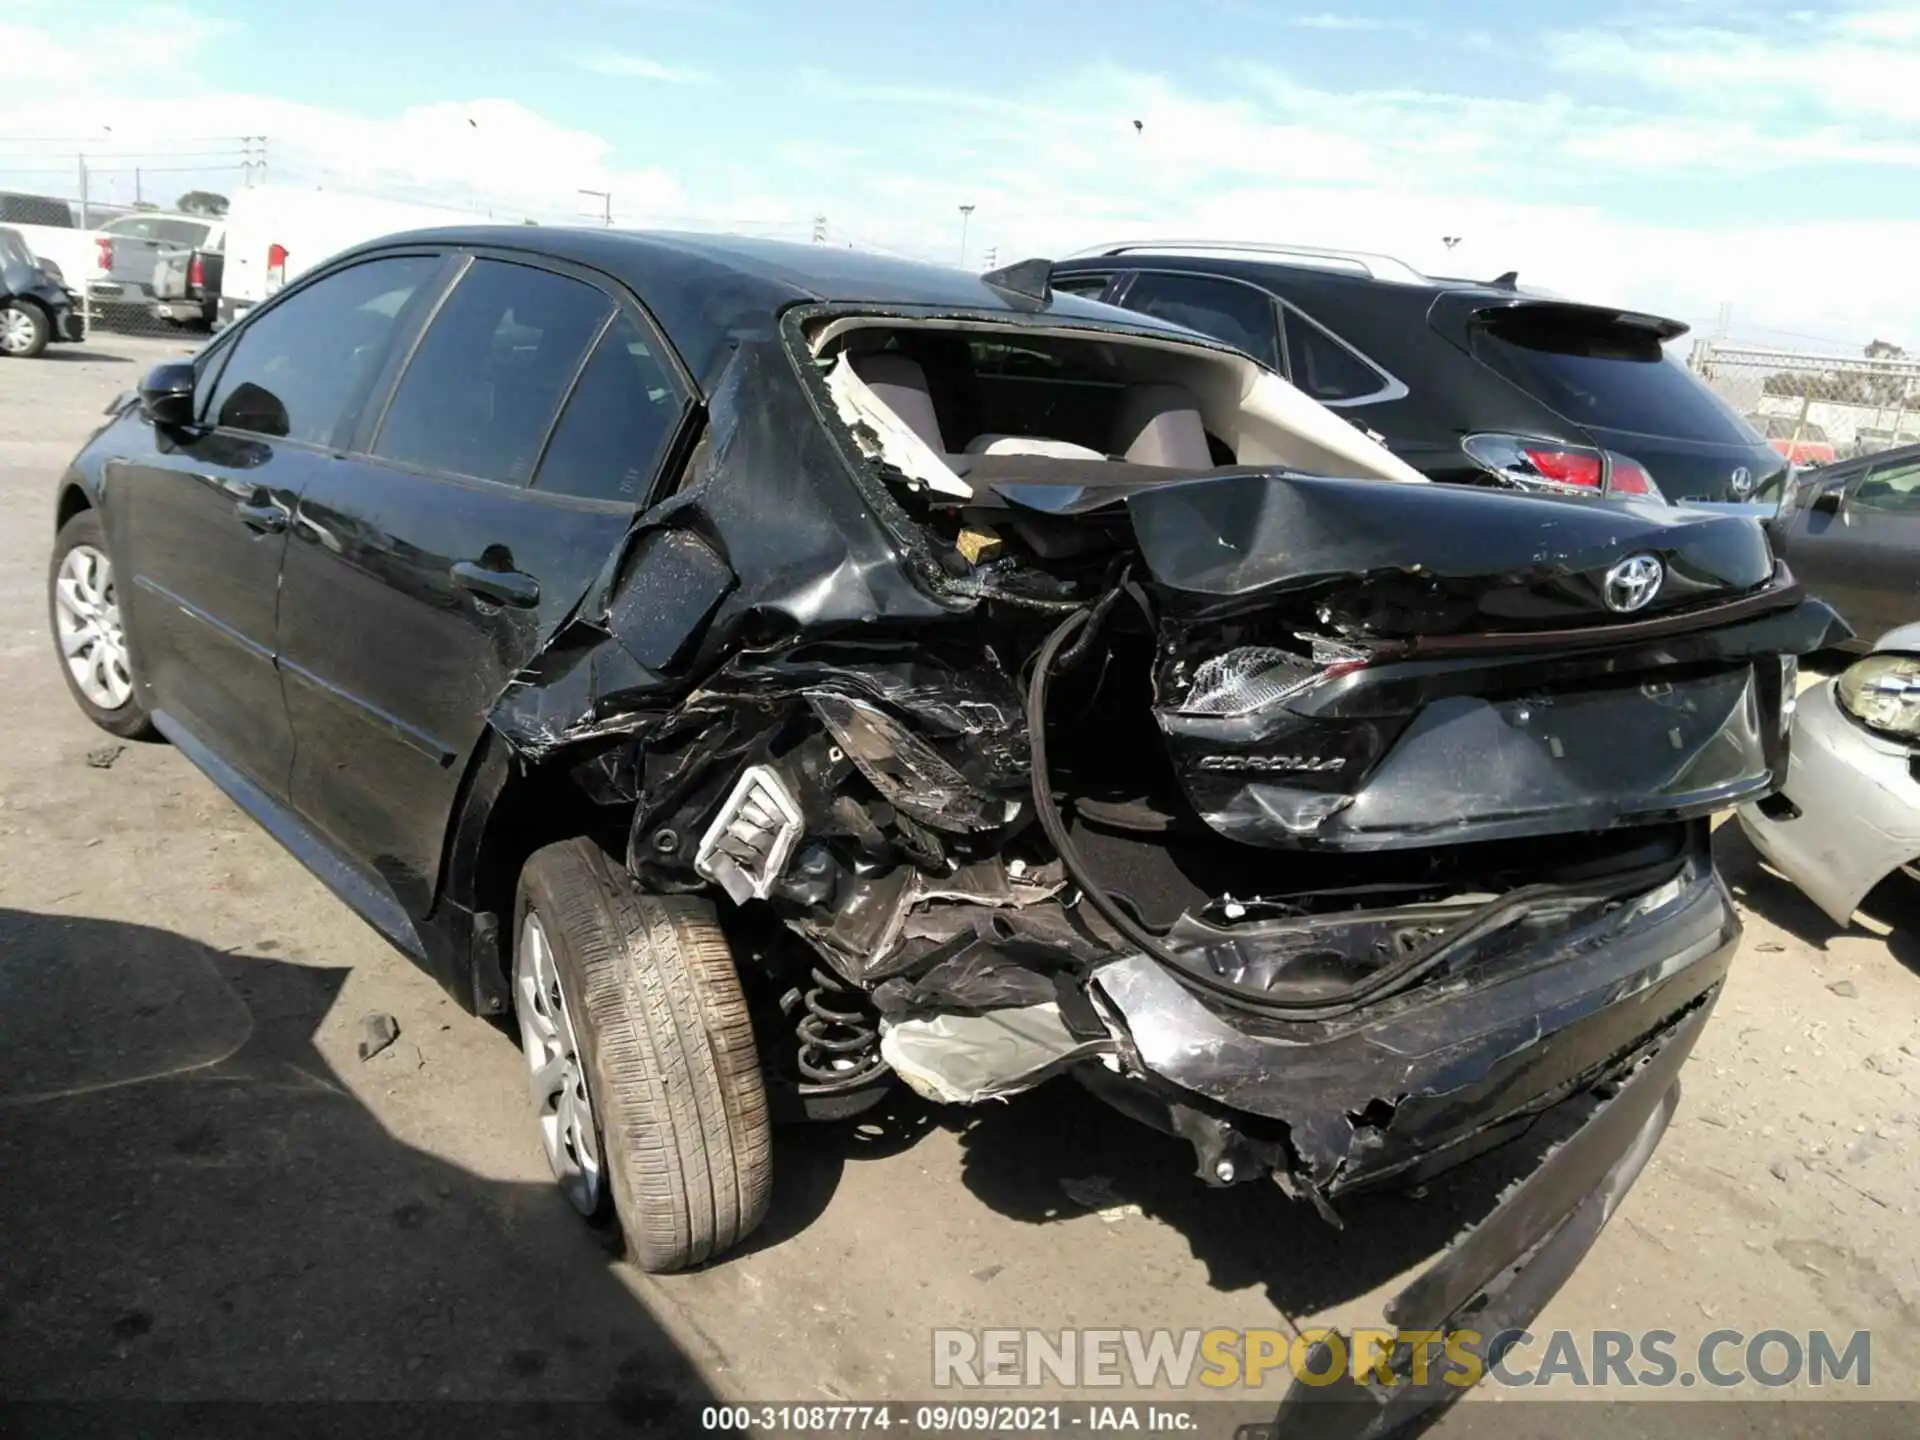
[514,909,605,1216]
[53,544,134,711]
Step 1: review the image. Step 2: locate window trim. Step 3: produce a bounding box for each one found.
[1851,456,1920,516]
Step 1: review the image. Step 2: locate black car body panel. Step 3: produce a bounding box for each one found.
[54,232,1837,1429]
[1052,249,1786,503]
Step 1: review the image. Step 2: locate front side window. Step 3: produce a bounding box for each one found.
[204,254,440,443]
[1282,307,1395,404]
[1121,272,1280,370]
[374,259,612,486]
[1853,458,1920,515]
[534,313,686,503]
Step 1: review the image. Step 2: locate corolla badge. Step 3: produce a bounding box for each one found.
[1729,465,1754,499]
[1603,553,1665,613]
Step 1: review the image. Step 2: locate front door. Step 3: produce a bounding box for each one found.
[275,254,691,913]
[105,252,445,795]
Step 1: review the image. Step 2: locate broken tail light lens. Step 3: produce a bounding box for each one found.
[1462,434,1666,502]
[1836,654,1920,739]
[1174,640,1369,718]
[266,242,289,294]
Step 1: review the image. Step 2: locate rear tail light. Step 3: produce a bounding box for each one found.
[266,242,288,294]
[187,254,205,291]
[1462,434,1666,503]
[95,236,112,272]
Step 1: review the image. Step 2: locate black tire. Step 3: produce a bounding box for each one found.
[516,838,773,1271]
[48,510,155,740]
[2,299,50,359]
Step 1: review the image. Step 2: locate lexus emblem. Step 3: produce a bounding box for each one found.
[1604,554,1664,613]
[1729,465,1754,499]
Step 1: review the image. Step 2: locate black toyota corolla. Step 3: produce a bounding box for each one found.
[49,228,1840,1428]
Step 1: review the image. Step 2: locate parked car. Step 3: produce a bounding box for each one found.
[1,226,83,358]
[1744,412,1838,466]
[1050,241,1788,503]
[0,190,95,288]
[219,183,484,328]
[88,211,221,320]
[1767,443,1920,646]
[149,231,225,330]
[49,230,1838,1426]
[1739,624,1920,925]
[1840,425,1920,461]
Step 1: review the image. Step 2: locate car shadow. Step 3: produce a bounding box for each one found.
[1714,822,1920,977]
[949,1069,1564,1324]
[0,907,715,1430]
[41,347,138,364]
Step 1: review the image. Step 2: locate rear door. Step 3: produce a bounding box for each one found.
[275,252,692,913]
[105,252,444,796]
[1786,453,1920,642]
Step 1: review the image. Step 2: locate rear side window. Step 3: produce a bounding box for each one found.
[535,314,685,503]
[1052,273,1112,299]
[1470,312,1752,443]
[1121,272,1280,369]
[1282,307,1395,403]
[103,216,210,247]
[205,255,439,443]
[375,259,612,486]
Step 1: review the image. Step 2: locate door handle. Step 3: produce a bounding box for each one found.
[234,497,288,534]
[451,560,540,608]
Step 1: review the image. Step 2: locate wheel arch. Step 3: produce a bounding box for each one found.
[55,482,91,534]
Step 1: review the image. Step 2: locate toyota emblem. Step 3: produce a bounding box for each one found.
[1729,465,1754,499]
[1604,554,1665,613]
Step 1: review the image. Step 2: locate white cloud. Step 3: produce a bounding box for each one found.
[1289,13,1422,32]
[573,50,713,84]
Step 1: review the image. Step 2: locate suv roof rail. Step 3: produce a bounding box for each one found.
[1067,239,1431,284]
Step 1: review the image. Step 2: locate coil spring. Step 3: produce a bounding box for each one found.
[794,967,886,1089]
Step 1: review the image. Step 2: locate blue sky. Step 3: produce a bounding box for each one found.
[10,0,1920,347]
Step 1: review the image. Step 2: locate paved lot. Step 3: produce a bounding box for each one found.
[3,337,1917,1433]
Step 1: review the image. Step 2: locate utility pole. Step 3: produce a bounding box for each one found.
[135,167,142,206]
[958,203,975,266]
[812,214,828,244]
[984,246,997,269]
[77,154,90,228]
[579,188,612,226]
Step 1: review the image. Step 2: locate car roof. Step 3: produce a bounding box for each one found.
[1050,247,1531,304]
[357,226,1199,387]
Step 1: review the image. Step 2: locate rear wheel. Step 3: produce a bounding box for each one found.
[1,299,49,358]
[49,511,154,739]
[513,838,772,1271]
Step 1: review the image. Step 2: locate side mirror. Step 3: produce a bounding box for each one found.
[1812,483,1845,516]
[138,360,198,428]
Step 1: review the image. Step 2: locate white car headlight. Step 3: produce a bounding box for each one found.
[1836,654,1920,738]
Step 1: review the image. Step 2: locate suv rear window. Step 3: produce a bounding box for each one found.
[1469,309,1751,444]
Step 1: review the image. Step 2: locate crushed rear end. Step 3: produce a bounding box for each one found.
[488,298,1842,1423]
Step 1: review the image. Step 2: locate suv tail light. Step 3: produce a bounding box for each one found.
[187,253,205,291]
[1462,434,1666,502]
[95,236,113,272]
[266,242,288,294]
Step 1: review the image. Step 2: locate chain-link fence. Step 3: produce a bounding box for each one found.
[0,137,260,340]
[1689,339,1920,465]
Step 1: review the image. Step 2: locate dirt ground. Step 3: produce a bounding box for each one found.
[3,336,1916,1435]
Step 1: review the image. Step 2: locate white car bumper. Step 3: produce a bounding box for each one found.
[1737,679,1920,924]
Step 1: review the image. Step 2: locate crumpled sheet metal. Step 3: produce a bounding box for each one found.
[1090,854,1736,1191]
[879,1002,1113,1105]
[486,339,959,760]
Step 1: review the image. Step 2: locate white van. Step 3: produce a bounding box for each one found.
[219,185,487,327]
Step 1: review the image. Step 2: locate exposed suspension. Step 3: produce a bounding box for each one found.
[788,967,886,1091]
